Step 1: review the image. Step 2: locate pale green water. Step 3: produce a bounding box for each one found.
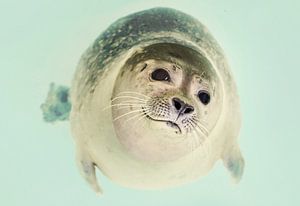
[1,0,299,205]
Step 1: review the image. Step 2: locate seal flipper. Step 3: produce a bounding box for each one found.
[41,82,71,122]
[222,144,245,183]
[76,147,103,195]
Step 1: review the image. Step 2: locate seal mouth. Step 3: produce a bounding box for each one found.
[142,107,182,134]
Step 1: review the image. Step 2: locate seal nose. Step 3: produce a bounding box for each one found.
[172,97,194,114]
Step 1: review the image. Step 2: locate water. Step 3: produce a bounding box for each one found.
[1,0,299,205]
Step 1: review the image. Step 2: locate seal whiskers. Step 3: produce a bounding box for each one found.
[116,91,152,99]
[123,107,151,124]
[102,102,146,111]
[111,95,148,102]
[102,93,149,111]
[113,108,146,121]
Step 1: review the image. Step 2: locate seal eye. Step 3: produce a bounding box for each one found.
[198,90,210,105]
[151,68,170,81]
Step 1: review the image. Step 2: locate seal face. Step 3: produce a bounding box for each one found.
[112,43,223,162]
[68,7,244,194]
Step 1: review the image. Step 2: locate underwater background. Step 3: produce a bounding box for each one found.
[1,0,299,205]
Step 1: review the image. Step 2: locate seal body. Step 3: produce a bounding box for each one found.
[69,7,244,194]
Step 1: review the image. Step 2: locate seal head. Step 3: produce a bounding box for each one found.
[112,43,223,162]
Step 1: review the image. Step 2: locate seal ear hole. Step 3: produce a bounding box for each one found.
[198,90,210,105]
[140,63,148,72]
[151,68,170,82]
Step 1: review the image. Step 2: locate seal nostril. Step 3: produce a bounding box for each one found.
[183,106,194,114]
[172,97,194,114]
[172,98,183,110]
[174,101,181,110]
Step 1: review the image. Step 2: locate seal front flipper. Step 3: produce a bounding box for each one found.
[76,146,103,195]
[222,144,245,183]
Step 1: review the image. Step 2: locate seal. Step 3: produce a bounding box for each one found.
[41,7,244,194]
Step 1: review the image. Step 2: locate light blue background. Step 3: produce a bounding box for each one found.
[1,0,299,205]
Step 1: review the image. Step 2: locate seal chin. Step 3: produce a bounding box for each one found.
[165,121,182,134]
[143,110,182,134]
